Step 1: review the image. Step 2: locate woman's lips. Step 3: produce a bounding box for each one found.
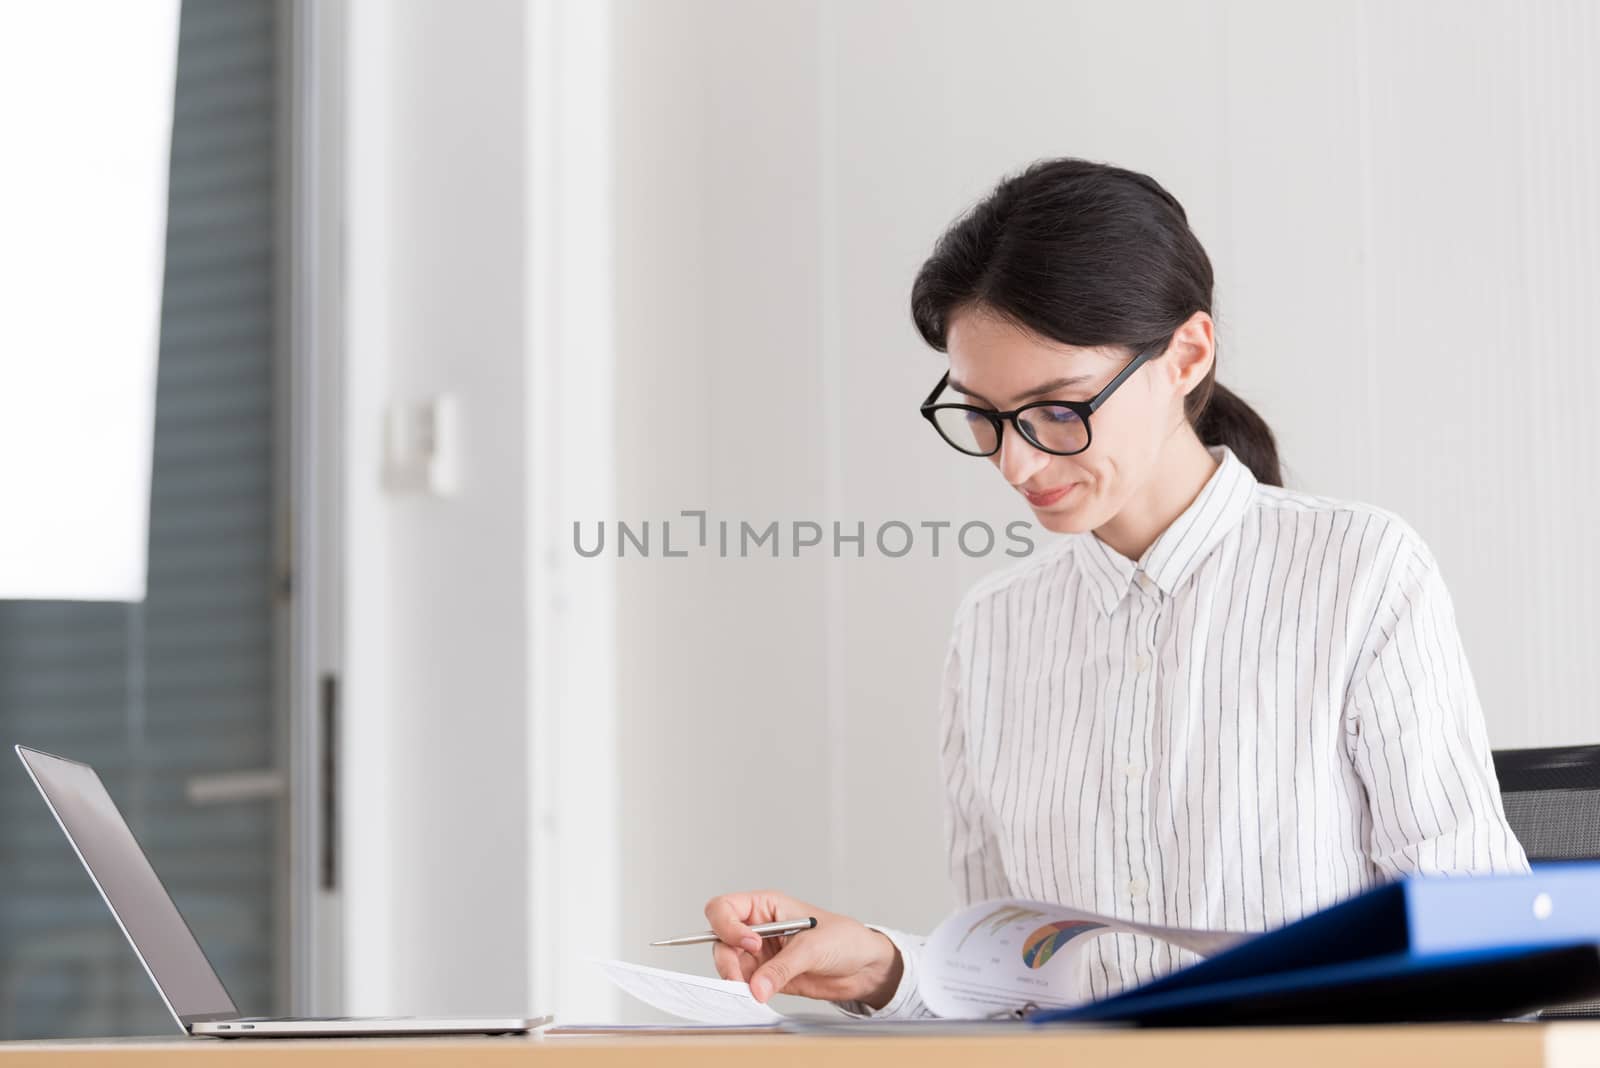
[1025,483,1076,507]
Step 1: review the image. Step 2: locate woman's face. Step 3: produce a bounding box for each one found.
[944,306,1199,535]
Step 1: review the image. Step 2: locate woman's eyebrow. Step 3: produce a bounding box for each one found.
[947,374,1094,407]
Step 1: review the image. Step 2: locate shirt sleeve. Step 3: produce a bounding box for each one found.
[1342,535,1531,879]
[832,598,1008,1020]
[828,924,935,1019]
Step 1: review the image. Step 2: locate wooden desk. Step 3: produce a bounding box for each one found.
[3,1022,1600,1067]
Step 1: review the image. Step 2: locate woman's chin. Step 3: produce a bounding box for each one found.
[1031,507,1091,535]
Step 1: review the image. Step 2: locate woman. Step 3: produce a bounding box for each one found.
[704,157,1530,1018]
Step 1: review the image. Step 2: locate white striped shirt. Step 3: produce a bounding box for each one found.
[843,443,1530,1019]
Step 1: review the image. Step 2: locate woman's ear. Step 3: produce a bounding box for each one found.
[1165,310,1216,397]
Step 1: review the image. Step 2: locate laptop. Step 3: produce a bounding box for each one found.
[15,744,550,1038]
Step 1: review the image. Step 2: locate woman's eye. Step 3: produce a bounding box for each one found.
[1042,406,1080,423]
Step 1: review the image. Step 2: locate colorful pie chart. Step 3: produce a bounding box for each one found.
[1021,919,1104,969]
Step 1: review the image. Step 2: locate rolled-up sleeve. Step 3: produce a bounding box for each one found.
[829,923,934,1019]
[1343,536,1530,879]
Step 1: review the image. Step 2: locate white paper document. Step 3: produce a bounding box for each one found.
[917,898,1248,1018]
[596,959,786,1025]
[599,898,1254,1024]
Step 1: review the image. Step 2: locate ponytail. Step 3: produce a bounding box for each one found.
[1188,378,1282,487]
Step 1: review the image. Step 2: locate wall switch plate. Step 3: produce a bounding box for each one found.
[383,394,459,496]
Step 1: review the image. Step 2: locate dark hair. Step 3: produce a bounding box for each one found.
[910,157,1282,487]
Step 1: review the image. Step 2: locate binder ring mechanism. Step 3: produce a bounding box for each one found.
[986,1001,1041,1021]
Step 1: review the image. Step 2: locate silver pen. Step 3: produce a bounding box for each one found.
[650,916,817,947]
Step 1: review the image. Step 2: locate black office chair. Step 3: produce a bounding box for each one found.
[1492,744,1600,1018]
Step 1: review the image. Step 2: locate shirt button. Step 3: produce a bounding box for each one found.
[1128,879,1147,896]
[1136,572,1156,594]
[1134,653,1151,673]
[1123,762,1141,780]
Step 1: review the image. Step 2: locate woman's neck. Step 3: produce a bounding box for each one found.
[1094,428,1220,563]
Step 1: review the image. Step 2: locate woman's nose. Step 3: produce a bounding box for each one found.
[995,426,1051,486]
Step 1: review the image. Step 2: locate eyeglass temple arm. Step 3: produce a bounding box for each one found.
[1085,341,1160,414]
[920,370,950,408]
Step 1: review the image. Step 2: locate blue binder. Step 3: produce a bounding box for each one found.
[1031,863,1600,1026]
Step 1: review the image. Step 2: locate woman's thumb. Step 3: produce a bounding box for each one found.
[748,939,815,1003]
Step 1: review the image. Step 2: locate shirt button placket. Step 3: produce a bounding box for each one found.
[1129,577,1161,915]
[1118,592,1138,916]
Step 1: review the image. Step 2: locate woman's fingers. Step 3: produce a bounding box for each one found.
[703,893,757,946]
[748,934,820,1003]
[705,889,828,994]
[710,941,742,981]
[704,892,777,954]
[698,893,900,1006]
[712,941,763,982]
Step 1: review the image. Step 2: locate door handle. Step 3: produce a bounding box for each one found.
[184,769,287,805]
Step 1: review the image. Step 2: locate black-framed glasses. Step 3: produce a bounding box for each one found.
[918,340,1164,457]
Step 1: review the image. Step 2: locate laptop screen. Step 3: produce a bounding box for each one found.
[16,746,240,1026]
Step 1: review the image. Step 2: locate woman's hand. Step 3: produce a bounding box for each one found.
[702,889,903,1008]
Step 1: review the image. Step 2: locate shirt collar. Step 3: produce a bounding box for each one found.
[1072,444,1258,614]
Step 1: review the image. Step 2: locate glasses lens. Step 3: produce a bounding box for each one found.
[1019,405,1088,455]
[931,407,999,455]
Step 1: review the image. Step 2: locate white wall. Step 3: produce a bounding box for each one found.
[332,0,1600,1024]
[607,0,1600,1012]
[342,0,531,1017]
[340,0,620,1023]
